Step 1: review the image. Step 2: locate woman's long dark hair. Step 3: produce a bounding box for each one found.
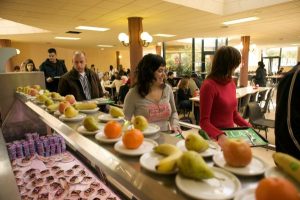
[207,46,241,82]
[135,54,166,97]
[24,59,37,71]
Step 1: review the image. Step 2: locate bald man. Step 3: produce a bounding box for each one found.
[57,51,103,101]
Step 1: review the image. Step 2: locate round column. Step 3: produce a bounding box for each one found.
[240,36,250,87]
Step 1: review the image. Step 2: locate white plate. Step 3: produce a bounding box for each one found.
[77,125,102,135]
[213,153,267,176]
[176,140,221,158]
[129,124,160,136]
[95,131,122,144]
[139,151,177,174]
[59,113,86,122]
[176,167,241,200]
[265,166,300,191]
[78,107,99,114]
[114,138,158,156]
[98,113,124,122]
[234,185,257,200]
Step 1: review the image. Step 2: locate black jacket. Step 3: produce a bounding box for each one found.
[39,59,68,92]
[255,66,267,87]
[275,64,300,159]
[57,68,103,101]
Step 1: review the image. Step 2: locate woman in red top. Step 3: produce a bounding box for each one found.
[199,46,251,143]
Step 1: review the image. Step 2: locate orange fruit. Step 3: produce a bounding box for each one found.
[104,121,122,139]
[122,129,144,149]
[256,177,300,200]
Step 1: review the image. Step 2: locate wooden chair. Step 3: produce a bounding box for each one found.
[247,102,275,140]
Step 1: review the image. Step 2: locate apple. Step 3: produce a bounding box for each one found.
[59,101,71,114]
[65,94,76,104]
[29,88,39,96]
[222,138,252,167]
[31,84,41,91]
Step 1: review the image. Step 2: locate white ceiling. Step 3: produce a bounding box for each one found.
[0,0,300,49]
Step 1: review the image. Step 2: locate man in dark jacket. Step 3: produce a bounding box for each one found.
[39,48,68,92]
[255,61,267,87]
[275,64,300,159]
[57,51,103,101]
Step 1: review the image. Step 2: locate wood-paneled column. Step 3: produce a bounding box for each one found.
[128,17,143,84]
[240,36,250,87]
[0,39,13,72]
[116,51,120,69]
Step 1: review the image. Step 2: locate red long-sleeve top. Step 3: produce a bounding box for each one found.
[199,78,251,140]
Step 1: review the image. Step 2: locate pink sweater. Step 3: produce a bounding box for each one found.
[199,79,251,139]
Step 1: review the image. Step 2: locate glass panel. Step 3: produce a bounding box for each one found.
[263,48,280,57]
[203,38,216,51]
[281,47,297,66]
[205,54,214,74]
[165,39,192,76]
[218,38,227,48]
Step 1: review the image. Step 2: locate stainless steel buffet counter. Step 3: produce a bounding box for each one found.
[0,94,276,200]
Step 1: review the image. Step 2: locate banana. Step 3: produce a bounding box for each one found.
[154,144,182,173]
[273,152,300,183]
[109,106,124,117]
[74,103,97,110]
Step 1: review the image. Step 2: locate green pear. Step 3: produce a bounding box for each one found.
[37,94,48,103]
[133,115,148,131]
[83,117,99,132]
[44,98,54,106]
[185,133,209,153]
[64,106,78,118]
[47,103,59,112]
[177,151,214,180]
[109,106,124,118]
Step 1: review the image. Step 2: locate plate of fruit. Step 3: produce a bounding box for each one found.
[77,117,104,135]
[176,133,221,158]
[213,153,267,176]
[114,129,157,156]
[74,102,99,114]
[139,144,181,174]
[98,106,124,122]
[95,121,123,143]
[175,151,241,200]
[59,106,86,122]
[129,116,160,135]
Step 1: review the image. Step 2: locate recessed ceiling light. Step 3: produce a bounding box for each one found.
[222,17,259,25]
[54,37,80,40]
[75,26,110,32]
[97,45,114,47]
[153,34,176,37]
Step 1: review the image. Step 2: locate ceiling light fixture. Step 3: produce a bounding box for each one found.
[54,37,80,40]
[118,32,153,47]
[97,45,114,47]
[75,26,110,32]
[222,17,259,25]
[153,34,176,37]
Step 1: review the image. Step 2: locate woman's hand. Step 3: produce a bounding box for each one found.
[171,126,182,134]
[217,133,228,149]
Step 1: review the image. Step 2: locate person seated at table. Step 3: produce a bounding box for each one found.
[13,65,20,72]
[124,54,181,133]
[24,59,38,72]
[100,72,110,95]
[199,46,251,144]
[58,51,103,101]
[118,78,130,104]
[166,71,177,87]
[275,63,300,159]
[177,77,192,114]
[191,73,202,89]
[255,61,267,87]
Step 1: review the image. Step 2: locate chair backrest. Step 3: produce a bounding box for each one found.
[247,102,265,123]
[261,87,274,113]
[250,91,259,102]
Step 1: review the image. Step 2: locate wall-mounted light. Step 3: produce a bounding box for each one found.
[118,32,153,47]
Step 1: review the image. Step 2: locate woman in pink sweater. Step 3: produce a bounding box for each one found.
[199,46,251,142]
